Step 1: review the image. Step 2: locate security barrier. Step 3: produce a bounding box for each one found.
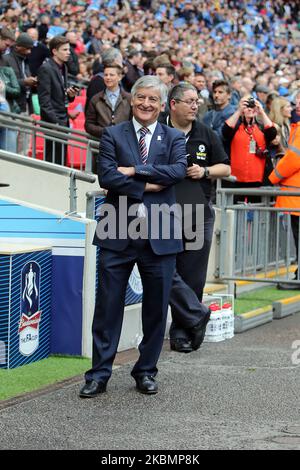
[217,187,300,285]
[0,149,96,215]
[0,111,99,172]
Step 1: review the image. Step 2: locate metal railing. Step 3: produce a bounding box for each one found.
[217,187,300,285]
[86,176,238,221]
[86,190,106,219]
[0,150,96,215]
[0,111,99,172]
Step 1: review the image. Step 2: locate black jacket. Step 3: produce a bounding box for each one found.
[122,60,142,93]
[67,45,79,77]
[28,42,50,77]
[160,114,229,205]
[3,50,32,112]
[37,58,74,125]
[159,113,229,206]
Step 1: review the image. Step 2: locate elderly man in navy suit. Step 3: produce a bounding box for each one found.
[80,76,187,397]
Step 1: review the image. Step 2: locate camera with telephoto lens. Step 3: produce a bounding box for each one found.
[246,97,256,108]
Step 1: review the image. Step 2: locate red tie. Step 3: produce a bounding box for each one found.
[139,127,149,165]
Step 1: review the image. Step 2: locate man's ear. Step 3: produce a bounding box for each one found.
[169,99,175,111]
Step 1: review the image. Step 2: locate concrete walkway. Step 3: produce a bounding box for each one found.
[0,313,299,450]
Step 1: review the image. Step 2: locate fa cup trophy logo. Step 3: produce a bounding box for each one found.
[19,262,42,356]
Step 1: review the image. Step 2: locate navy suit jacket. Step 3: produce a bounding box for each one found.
[94,120,187,255]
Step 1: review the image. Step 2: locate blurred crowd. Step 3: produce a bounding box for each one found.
[0,0,299,168]
[0,0,299,91]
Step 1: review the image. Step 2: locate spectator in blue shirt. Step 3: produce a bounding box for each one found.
[203,79,236,142]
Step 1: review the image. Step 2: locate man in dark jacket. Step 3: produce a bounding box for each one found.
[122,49,143,93]
[160,83,231,353]
[37,35,76,164]
[3,32,37,154]
[27,28,50,77]
[65,31,80,78]
[3,33,37,114]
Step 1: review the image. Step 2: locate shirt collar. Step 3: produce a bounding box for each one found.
[166,114,194,139]
[132,117,157,136]
[106,87,120,98]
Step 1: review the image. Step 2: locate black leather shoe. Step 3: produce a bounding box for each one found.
[190,307,211,350]
[170,338,193,353]
[135,375,158,395]
[277,282,300,290]
[79,380,107,398]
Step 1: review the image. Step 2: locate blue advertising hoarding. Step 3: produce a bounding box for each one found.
[0,247,52,369]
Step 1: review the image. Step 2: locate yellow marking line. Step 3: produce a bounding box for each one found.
[238,305,272,319]
[236,266,296,286]
[273,295,300,306]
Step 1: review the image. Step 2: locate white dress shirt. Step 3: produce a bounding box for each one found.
[132,118,158,218]
[132,117,158,155]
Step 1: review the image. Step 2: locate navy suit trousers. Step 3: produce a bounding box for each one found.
[85,239,176,384]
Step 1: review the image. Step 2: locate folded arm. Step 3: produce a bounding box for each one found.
[119,133,187,186]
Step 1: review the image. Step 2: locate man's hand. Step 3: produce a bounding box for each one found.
[186,164,205,179]
[66,86,77,98]
[145,183,165,192]
[117,166,136,177]
[24,76,38,88]
[254,99,264,115]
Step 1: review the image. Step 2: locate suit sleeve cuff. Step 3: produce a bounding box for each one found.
[135,164,152,178]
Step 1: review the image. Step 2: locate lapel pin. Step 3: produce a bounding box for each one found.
[157,135,162,141]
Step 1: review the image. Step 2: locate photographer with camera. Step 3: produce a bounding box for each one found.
[222,96,277,199]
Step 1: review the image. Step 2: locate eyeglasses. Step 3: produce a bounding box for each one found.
[174,98,201,107]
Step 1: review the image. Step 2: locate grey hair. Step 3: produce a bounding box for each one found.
[205,70,224,80]
[131,75,168,104]
[168,82,197,106]
[102,47,123,66]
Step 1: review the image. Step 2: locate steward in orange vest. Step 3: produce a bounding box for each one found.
[269,122,300,288]
[269,122,300,216]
